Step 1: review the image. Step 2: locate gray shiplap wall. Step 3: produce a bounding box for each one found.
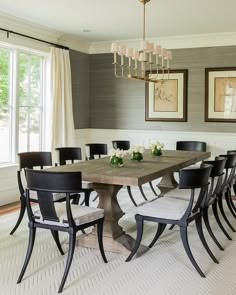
[71,46,236,132]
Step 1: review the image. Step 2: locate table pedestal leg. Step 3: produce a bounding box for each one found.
[78,183,147,256]
[157,173,178,197]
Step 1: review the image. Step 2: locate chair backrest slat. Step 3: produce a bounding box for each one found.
[85,143,108,160]
[112,140,130,150]
[179,164,212,189]
[19,152,52,169]
[56,147,82,165]
[17,152,52,197]
[176,141,207,152]
[25,169,82,223]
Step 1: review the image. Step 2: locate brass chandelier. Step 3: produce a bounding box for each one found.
[111,0,172,83]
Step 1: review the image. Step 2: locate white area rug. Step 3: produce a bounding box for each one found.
[1,187,236,295]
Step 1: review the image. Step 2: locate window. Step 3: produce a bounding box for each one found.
[0,44,48,164]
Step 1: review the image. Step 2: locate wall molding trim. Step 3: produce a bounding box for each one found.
[0,13,90,53]
[89,32,236,54]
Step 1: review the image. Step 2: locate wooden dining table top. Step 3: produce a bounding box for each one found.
[50,149,211,186]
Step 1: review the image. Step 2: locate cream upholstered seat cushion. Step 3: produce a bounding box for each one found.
[164,188,200,202]
[81,181,93,189]
[34,202,104,227]
[133,197,190,220]
[29,190,67,202]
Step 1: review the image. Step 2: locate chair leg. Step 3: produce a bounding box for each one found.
[58,233,76,293]
[17,227,36,283]
[126,218,144,262]
[10,196,26,235]
[212,202,232,240]
[51,230,64,255]
[97,219,107,263]
[218,196,236,232]
[139,185,148,201]
[202,208,224,251]
[148,181,158,196]
[195,217,218,263]
[149,223,166,248]
[127,186,138,207]
[180,226,205,278]
[225,190,236,218]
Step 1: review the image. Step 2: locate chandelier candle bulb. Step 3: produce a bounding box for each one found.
[155,45,161,54]
[141,40,149,51]
[111,42,119,53]
[126,48,133,58]
[148,42,154,52]
[119,45,126,55]
[111,43,119,64]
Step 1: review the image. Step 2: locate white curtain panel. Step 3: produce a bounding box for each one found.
[50,47,75,154]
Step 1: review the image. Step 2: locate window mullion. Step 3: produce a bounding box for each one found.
[27,55,31,151]
[12,49,18,163]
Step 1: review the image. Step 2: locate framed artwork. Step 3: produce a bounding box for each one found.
[205,67,236,122]
[145,69,188,122]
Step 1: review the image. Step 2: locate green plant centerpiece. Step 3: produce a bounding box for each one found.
[149,141,164,157]
[128,145,145,162]
[109,148,126,167]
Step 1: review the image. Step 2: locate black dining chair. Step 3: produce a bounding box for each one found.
[227,150,236,209]
[10,151,71,235]
[112,140,157,206]
[17,169,107,293]
[215,153,236,234]
[126,165,217,277]
[85,143,108,160]
[173,141,207,181]
[176,141,207,152]
[85,143,108,202]
[112,140,130,150]
[200,157,227,250]
[55,147,93,206]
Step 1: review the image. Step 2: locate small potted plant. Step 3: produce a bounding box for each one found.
[149,141,164,156]
[109,148,126,167]
[128,145,145,162]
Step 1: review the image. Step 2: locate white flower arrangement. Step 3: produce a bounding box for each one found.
[149,141,164,152]
[109,148,127,159]
[128,145,145,155]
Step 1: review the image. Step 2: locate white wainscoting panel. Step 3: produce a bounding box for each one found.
[75,128,236,160]
[0,164,18,206]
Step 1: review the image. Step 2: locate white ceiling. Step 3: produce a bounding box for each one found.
[0,0,236,43]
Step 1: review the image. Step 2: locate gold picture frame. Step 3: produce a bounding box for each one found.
[205,67,236,122]
[145,69,188,122]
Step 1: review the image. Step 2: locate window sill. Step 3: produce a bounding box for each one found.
[0,163,18,169]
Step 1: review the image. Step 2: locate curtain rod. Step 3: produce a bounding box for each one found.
[0,27,69,50]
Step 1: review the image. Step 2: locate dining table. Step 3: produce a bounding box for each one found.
[50,149,210,255]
